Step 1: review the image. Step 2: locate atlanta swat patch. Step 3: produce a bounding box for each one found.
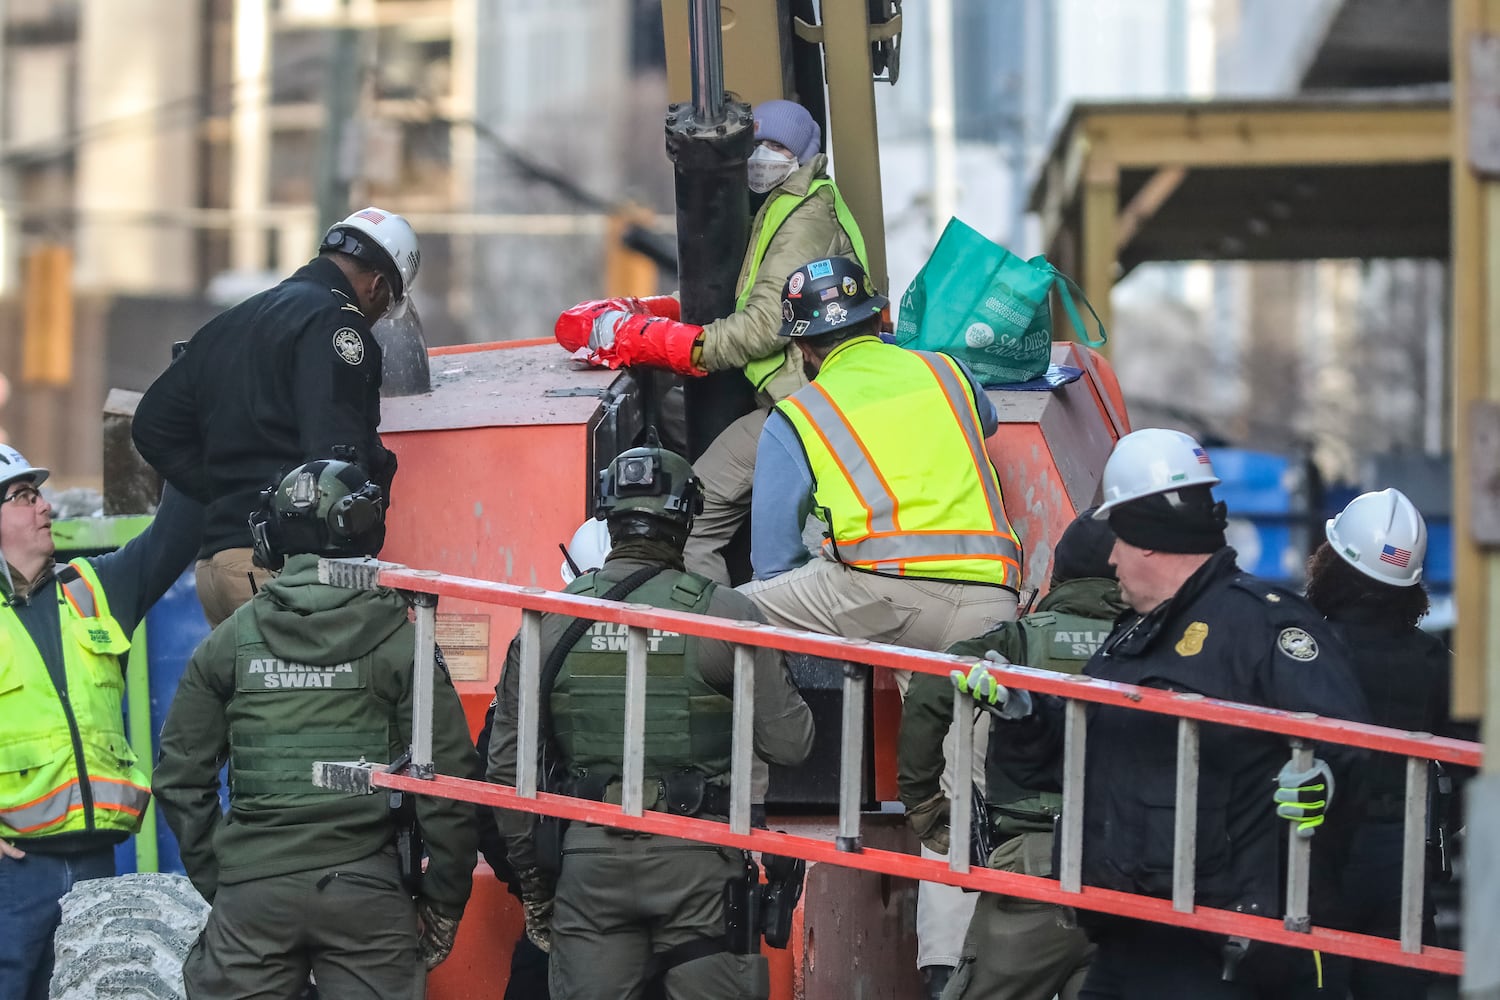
[1277,627,1319,662]
[333,328,365,365]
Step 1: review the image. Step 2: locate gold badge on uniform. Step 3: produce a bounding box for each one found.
[1175,621,1209,657]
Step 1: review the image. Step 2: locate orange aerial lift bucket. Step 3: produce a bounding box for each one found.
[381,338,1129,999]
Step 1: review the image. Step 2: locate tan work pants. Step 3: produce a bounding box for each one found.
[740,558,1017,968]
[195,547,275,627]
[682,409,769,585]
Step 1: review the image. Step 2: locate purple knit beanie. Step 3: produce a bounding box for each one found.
[753,100,821,164]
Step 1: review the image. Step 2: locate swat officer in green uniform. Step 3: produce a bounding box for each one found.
[154,460,477,999]
[897,510,1124,1000]
[487,445,814,1000]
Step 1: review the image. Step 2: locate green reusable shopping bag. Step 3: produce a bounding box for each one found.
[895,218,1106,385]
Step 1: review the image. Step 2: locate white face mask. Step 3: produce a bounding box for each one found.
[747,145,798,194]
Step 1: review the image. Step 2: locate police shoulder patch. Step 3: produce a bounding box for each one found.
[1277,627,1319,662]
[333,327,365,365]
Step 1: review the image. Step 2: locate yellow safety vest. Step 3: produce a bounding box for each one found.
[740,179,868,392]
[0,560,148,839]
[775,338,1023,588]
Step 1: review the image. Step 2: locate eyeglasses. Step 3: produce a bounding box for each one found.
[2,485,43,507]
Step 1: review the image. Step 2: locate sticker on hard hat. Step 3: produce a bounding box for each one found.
[788,272,805,296]
[782,300,796,322]
[807,260,834,279]
[355,209,387,224]
[791,320,810,336]
[333,328,365,365]
[820,287,839,301]
[825,302,848,325]
[841,276,858,297]
[1277,627,1319,662]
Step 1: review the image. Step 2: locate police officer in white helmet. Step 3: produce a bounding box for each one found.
[1306,489,1467,999]
[133,207,419,625]
[962,428,1370,998]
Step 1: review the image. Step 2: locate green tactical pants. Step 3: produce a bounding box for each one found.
[942,833,1095,1000]
[549,824,770,1000]
[183,848,424,1000]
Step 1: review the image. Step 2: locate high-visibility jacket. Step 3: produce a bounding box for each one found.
[741,178,867,393]
[0,560,149,839]
[775,337,1023,588]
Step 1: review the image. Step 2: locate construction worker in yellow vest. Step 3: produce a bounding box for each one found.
[553,99,865,585]
[0,445,202,1000]
[738,256,1023,999]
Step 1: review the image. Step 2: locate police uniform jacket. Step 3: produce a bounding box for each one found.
[487,553,815,874]
[1328,606,1455,821]
[993,548,1370,919]
[132,257,396,560]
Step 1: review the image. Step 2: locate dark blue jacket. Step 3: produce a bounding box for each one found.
[995,548,1370,919]
[132,257,394,558]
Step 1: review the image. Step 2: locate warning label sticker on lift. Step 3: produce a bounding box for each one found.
[435,613,491,682]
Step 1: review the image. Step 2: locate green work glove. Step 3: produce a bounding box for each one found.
[1274,757,1335,838]
[950,653,1033,720]
[515,865,556,953]
[415,899,462,970]
[905,792,952,855]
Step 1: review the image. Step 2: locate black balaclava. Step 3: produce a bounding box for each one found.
[1107,486,1227,554]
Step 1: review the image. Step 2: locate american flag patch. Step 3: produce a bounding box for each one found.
[1192,447,1211,465]
[1379,544,1412,568]
[355,209,387,224]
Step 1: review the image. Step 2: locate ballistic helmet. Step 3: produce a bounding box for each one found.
[1325,488,1426,587]
[320,207,420,316]
[778,257,887,339]
[249,460,386,570]
[0,444,48,494]
[596,446,703,545]
[1093,428,1221,520]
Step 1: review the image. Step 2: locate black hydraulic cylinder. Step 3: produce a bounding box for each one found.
[666,101,755,460]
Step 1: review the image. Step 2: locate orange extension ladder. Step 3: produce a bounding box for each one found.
[311,558,1479,986]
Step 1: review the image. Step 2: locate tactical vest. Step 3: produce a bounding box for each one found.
[0,560,149,838]
[550,570,732,801]
[776,338,1023,588]
[226,611,401,812]
[987,609,1114,836]
[740,179,867,392]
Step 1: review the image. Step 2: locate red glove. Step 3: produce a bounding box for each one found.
[592,312,705,375]
[635,295,681,321]
[554,297,648,353]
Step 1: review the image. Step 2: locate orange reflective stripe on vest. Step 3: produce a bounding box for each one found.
[0,774,148,835]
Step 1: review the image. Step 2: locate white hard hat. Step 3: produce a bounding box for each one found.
[1325,488,1426,587]
[321,207,420,315]
[0,444,48,494]
[1093,428,1221,519]
[560,518,612,584]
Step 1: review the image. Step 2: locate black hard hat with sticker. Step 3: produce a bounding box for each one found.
[777,257,888,339]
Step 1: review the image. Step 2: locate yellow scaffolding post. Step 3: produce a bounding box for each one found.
[1453,1,1500,993]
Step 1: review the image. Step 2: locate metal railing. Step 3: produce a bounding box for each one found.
[311,558,1482,976]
